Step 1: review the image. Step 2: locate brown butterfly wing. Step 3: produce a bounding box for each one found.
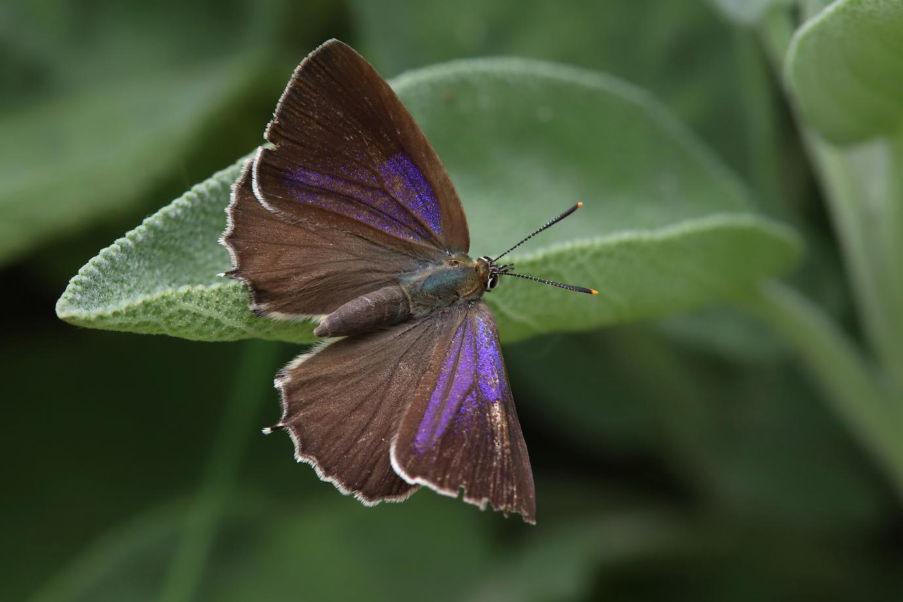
[255,39,468,252]
[224,160,429,316]
[225,39,469,317]
[391,302,536,523]
[273,307,472,504]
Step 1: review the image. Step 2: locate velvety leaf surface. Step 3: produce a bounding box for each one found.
[787,0,903,143]
[56,159,315,343]
[57,59,800,343]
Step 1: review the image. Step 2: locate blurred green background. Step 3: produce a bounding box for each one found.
[3,1,902,601]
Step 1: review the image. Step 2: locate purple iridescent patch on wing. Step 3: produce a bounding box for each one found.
[475,313,506,402]
[414,319,475,452]
[285,152,442,244]
[412,310,508,454]
[379,153,443,236]
[288,165,433,242]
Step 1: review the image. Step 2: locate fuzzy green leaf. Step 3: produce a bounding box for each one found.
[57,59,801,343]
[787,0,903,144]
[55,158,313,343]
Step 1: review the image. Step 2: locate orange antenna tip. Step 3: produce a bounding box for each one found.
[576,201,584,208]
[590,289,599,295]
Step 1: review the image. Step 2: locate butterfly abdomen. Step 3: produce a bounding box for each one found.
[313,260,485,338]
[313,285,412,338]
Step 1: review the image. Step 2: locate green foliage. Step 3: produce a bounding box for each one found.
[0,0,334,266]
[1,1,236,264]
[0,55,255,262]
[707,0,787,24]
[57,59,799,343]
[787,0,903,143]
[55,158,315,343]
[350,0,790,209]
[31,496,494,602]
[507,325,890,529]
[783,0,903,390]
[7,1,903,601]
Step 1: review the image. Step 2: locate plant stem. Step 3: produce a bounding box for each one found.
[742,282,903,498]
[807,137,903,392]
[158,340,279,602]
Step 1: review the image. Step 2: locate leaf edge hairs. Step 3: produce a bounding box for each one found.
[222,39,596,524]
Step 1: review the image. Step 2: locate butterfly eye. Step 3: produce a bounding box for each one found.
[487,274,498,290]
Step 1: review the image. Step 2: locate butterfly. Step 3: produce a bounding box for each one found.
[223,39,595,524]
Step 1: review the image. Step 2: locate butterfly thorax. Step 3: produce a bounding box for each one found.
[313,254,489,338]
[405,254,488,313]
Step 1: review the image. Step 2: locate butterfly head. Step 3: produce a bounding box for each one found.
[477,203,598,296]
[476,256,512,292]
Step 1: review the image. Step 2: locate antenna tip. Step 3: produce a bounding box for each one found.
[590,289,599,295]
[576,201,584,208]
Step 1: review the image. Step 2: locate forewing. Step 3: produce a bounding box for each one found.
[253,38,469,254]
[273,309,466,504]
[391,302,536,523]
[224,159,428,316]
